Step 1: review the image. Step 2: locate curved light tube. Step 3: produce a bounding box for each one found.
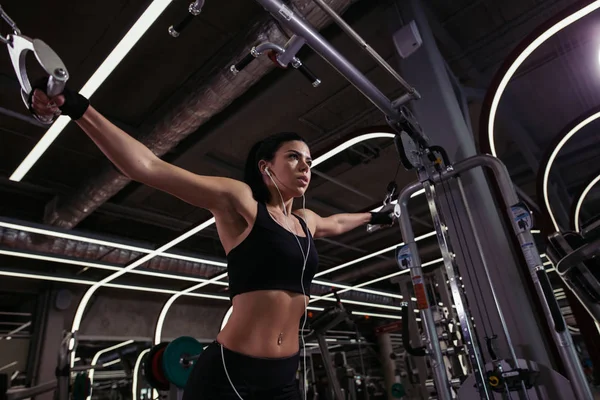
[573,174,600,231]
[132,349,151,400]
[543,111,600,231]
[153,273,227,345]
[88,340,133,400]
[72,217,216,332]
[487,1,600,157]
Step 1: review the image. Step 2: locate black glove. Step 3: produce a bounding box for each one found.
[28,77,90,120]
[370,211,394,225]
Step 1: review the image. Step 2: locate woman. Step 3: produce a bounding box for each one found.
[31,84,392,399]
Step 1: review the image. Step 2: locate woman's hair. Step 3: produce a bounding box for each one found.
[244,132,307,203]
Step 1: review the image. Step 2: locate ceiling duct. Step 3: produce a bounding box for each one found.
[44,0,358,230]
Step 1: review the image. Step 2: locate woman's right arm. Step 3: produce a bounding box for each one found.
[75,106,250,212]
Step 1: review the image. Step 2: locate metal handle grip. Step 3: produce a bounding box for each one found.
[536,269,566,333]
[169,13,195,37]
[297,63,321,87]
[231,53,257,74]
[47,75,65,97]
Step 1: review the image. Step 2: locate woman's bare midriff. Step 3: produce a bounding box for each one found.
[216,289,308,358]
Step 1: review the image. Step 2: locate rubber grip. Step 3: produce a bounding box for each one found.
[401,305,426,357]
[536,269,566,332]
[233,53,256,73]
[297,64,320,86]
[169,13,195,37]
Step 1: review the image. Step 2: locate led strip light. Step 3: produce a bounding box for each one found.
[314,230,437,277]
[311,257,444,302]
[0,268,229,300]
[573,174,600,232]
[10,0,175,182]
[542,112,600,231]
[0,220,227,268]
[486,1,600,158]
[0,249,229,286]
[482,1,600,231]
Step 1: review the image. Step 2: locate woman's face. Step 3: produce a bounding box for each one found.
[265,140,312,198]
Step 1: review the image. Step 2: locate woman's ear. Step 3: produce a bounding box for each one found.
[258,161,268,175]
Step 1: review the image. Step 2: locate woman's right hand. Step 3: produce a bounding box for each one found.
[30,88,66,120]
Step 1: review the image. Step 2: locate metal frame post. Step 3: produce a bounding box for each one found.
[397,181,453,400]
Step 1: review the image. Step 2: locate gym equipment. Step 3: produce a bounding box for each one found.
[0,5,69,124]
[390,382,405,398]
[177,0,424,145]
[230,36,322,88]
[143,336,204,395]
[546,218,600,325]
[304,292,370,400]
[162,337,204,389]
[1,0,590,396]
[143,342,169,391]
[1,331,108,400]
[305,306,348,400]
[368,146,593,398]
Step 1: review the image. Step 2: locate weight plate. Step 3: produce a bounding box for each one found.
[143,342,169,391]
[162,336,204,389]
[391,382,406,398]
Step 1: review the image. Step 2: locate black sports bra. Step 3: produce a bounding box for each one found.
[226,202,319,300]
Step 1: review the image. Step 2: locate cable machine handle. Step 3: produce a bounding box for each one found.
[536,269,566,333]
[401,304,426,357]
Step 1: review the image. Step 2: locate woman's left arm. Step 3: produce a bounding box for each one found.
[298,209,372,238]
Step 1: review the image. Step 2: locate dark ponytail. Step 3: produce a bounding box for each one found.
[243,132,307,203]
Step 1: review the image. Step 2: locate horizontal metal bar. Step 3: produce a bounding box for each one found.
[255,0,406,124]
[311,0,419,98]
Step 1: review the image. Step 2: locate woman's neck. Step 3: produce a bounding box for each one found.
[266,197,294,216]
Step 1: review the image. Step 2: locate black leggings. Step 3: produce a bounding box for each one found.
[182,341,301,400]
